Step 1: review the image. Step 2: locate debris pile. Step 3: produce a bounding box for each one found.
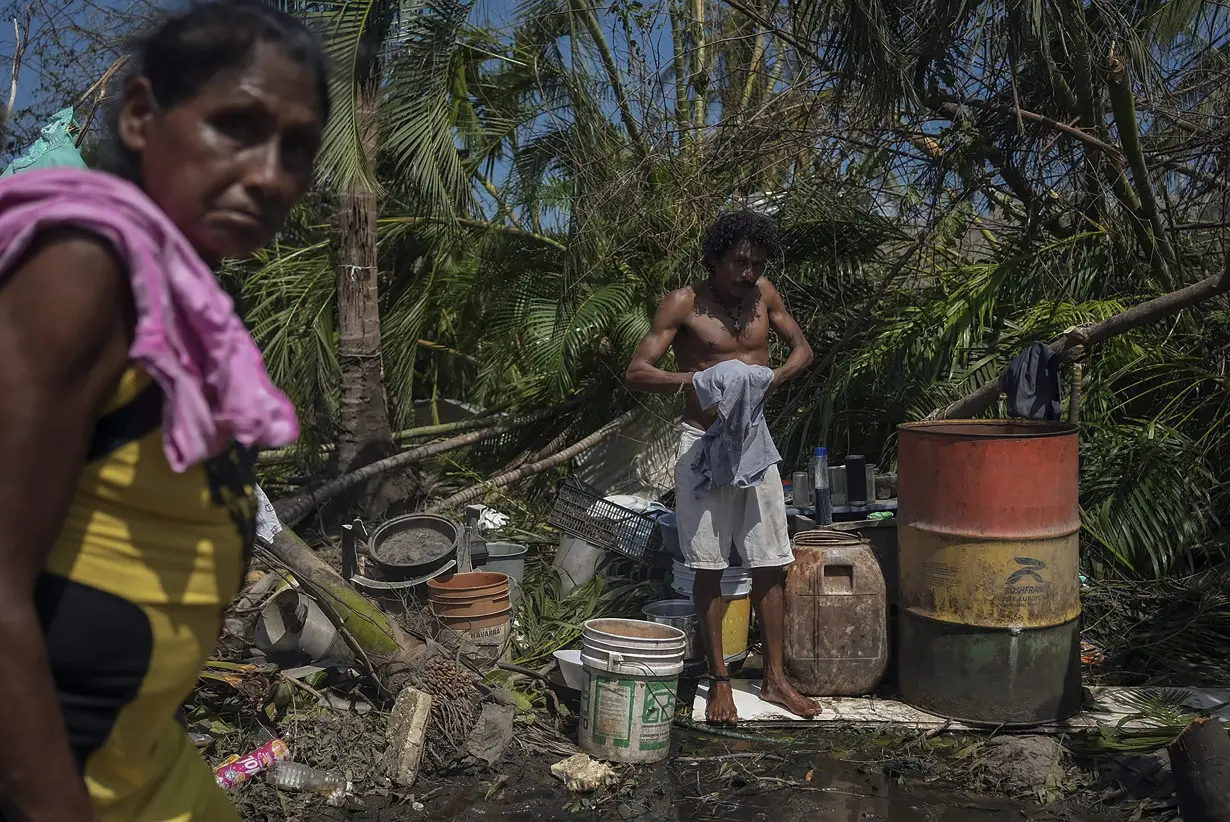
[409,656,483,772]
[190,491,599,819]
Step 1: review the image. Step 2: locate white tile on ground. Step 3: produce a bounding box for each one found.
[691,682,1230,731]
[691,680,964,728]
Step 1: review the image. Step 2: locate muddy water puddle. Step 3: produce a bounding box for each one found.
[674,758,1030,821]
[409,729,1109,822]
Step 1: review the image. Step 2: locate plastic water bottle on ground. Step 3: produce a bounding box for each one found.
[266,760,350,800]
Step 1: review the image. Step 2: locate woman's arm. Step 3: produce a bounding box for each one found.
[0,229,133,821]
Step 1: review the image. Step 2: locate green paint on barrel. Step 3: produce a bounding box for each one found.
[899,612,1082,727]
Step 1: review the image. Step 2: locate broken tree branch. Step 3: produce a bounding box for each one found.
[952,97,1124,159]
[73,54,129,149]
[273,409,556,527]
[936,262,1230,419]
[1,7,31,145]
[428,412,634,512]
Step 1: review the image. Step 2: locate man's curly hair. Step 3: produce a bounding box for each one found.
[701,209,780,273]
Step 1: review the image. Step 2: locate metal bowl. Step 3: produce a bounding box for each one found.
[367,513,460,582]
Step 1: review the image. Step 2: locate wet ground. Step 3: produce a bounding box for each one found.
[232,661,1161,822]
[326,726,1119,822]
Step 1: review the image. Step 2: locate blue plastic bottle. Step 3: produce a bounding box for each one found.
[810,447,833,525]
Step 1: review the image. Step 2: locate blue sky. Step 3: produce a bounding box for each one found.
[0,0,529,140]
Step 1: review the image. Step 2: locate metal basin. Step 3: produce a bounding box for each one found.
[641,599,701,662]
[368,513,460,582]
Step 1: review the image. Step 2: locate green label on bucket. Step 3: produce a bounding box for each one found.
[639,681,676,751]
[592,678,635,748]
[641,681,675,725]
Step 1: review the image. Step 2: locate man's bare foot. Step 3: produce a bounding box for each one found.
[705,679,739,726]
[760,676,820,719]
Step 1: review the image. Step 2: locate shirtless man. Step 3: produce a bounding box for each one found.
[625,210,819,724]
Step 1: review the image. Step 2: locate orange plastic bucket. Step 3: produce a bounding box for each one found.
[428,571,512,662]
[427,571,511,627]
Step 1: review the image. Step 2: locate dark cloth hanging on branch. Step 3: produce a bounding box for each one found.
[999,342,1062,421]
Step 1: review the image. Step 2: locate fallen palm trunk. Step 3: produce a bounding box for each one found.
[937,263,1230,419]
[273,409,555,527]
[428,412,633,512]
[500,423,577,473]
[258,414,511,465]
[1169,717,1230,822]
[265,528,424,673]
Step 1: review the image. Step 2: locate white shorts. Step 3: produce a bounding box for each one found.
[674,424,793,571]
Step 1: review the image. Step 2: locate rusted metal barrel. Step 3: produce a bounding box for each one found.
[897,420,1082,727]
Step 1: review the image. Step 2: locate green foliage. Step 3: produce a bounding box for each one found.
[1083,565,1230,685]
[513,557,660,668]
[233,0,1230,586]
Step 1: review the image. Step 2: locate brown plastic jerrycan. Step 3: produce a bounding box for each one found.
[785,530,888,696]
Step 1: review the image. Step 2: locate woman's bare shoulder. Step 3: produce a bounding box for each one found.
[1,226,133,380]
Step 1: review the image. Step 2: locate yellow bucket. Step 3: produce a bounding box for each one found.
[670,562,752,661]
[717,596,751,659]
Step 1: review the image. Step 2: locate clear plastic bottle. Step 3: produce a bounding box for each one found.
[810,447,833,526]
[266,761,350,797]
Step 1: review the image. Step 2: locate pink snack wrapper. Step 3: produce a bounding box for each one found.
[214,738,290,790]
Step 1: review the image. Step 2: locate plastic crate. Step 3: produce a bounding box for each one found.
[547,476,669,567]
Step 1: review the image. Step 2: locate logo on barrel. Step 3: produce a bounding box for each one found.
[1006,557,1046,586]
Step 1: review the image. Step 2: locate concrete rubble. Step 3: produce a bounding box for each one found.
[384,686,433,788]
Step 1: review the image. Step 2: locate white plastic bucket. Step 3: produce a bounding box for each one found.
[553,534,605,596]
[578,618,686,764]
[669,561,753,598]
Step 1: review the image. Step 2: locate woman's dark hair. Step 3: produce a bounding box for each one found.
[107,0,330,179]
[701,209,780,273]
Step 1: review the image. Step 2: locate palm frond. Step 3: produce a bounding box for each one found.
[311,0,399,194]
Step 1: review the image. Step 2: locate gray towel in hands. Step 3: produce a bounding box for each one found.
[689,360,780,496]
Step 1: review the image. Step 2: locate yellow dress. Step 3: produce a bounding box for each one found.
[38,366,254,821]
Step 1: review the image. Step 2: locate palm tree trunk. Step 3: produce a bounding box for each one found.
[265,528,424,672]
[1108,54,1176,284]
[258,413,513,464]
[336,79,394,471]
[691,0,708,134]
[738,0,775,110]
[670,0,691,143]
[574,0,651,160]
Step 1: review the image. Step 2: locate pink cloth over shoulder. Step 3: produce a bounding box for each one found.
[0,167,299,471]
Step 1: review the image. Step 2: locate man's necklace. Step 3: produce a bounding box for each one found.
[710,284,746,334]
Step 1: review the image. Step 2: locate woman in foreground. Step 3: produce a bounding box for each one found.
[0,2,327,819]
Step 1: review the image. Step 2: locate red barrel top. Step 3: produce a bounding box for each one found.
[897,420,1079,540]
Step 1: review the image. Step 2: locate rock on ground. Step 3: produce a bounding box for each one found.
[981,735,1065,790]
